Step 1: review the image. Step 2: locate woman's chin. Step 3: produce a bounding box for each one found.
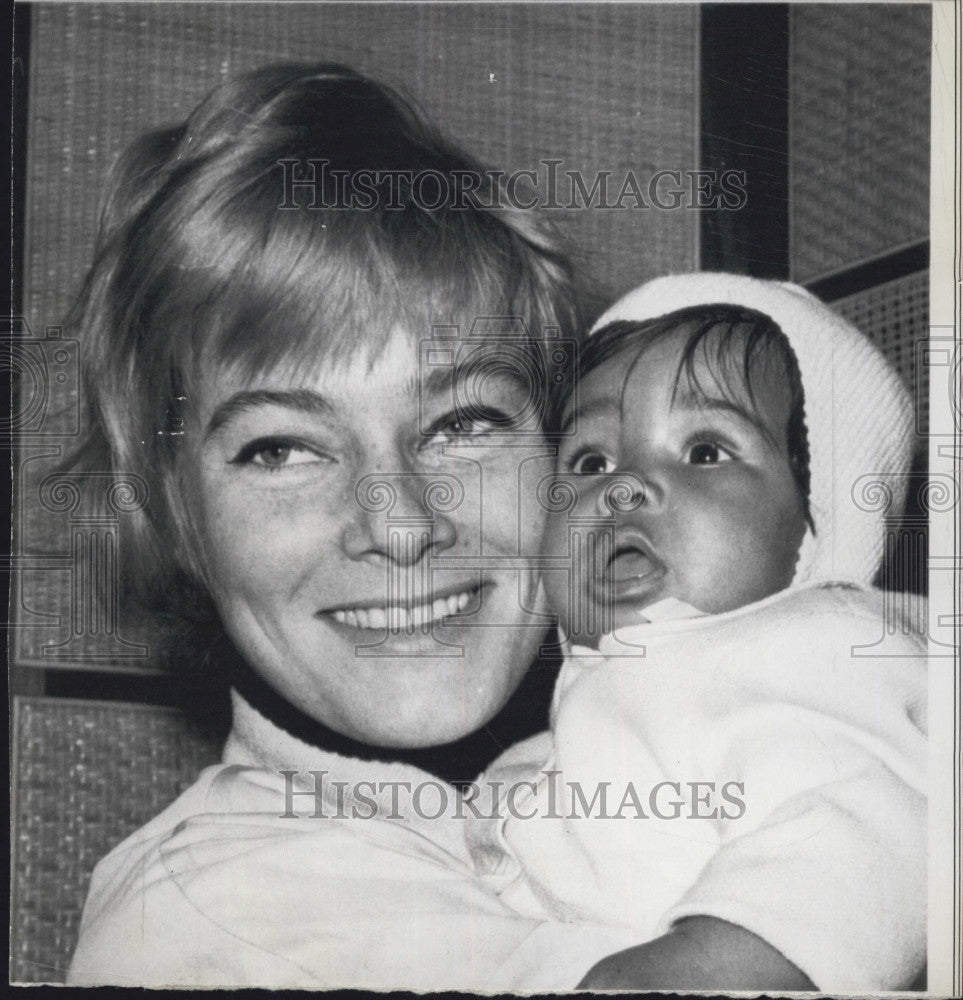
[272,658,523,750]
[351,691,515,749]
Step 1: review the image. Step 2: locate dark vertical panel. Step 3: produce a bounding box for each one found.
[788,4,930,281]
[700,3,789,277]
[8,5,42,697]
[10,2,30,315]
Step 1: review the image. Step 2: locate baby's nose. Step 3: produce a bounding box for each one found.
[594,473,646,517]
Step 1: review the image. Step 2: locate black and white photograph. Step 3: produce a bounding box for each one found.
[6,0,960,992]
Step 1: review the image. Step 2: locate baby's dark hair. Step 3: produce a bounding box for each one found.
[556,303,812,526]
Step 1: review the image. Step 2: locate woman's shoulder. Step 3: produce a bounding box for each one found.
[110,762,241,850]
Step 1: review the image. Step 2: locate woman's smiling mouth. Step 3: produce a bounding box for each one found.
[320,584,484,631]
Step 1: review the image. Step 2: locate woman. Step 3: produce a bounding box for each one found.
[65,62,639,988]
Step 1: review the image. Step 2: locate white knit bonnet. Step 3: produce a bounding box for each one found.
[589,272,915,587]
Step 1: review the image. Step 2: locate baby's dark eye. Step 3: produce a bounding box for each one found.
[569,451,616,476]
[686,442,732,465]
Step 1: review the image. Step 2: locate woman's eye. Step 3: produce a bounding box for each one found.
[232,439,331,469]
[423,408,509,446]
[686,441,733,465]
[569,451,616,476]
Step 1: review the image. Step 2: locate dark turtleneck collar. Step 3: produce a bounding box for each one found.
[221,637,561,789]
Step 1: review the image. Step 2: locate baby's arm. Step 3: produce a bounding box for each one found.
[577,917,814,990]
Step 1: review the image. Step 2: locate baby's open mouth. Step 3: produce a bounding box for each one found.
[586,538,666,606]
[322,584,482,631]
[607,547,660,583]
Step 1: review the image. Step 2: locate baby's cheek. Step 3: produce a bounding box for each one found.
[750,484,808,582]
[727,507,803,605]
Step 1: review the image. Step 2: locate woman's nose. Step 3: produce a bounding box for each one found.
[342,471,459,564]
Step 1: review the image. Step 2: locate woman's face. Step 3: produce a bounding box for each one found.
[185,329,555,747]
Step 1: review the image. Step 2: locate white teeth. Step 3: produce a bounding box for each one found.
[330,588,478,630]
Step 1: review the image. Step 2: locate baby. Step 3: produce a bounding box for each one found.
[470,273,927,991]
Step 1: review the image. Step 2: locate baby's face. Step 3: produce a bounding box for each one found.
[545,327,808,641]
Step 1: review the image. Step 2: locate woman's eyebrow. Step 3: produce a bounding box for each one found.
[413,362,531,400]
[206,388,334,437]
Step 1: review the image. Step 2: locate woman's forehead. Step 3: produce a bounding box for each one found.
[193,325,539,421]
[197,326,419,401]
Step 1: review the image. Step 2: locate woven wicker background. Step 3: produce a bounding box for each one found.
[10,697,224,983]
[829,269,930,437]
[788,4,931,282]
[23,1,699,329]
[15,1,699,672]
